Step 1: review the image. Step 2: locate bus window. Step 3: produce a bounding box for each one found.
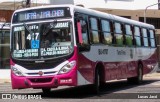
[80,20,89,45]
[89,17,99,43]
[125,24,133,46]
[13,26,29,50]
[149,30,156,47]
[101,20,112,45]
[134,26,141,47]
[114,22,123,46]
[142,28,149,47]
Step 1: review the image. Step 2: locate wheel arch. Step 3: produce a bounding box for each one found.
[94,61,105,83]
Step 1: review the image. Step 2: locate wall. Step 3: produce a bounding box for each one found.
[0,10,13,22]
[50,0,74,5]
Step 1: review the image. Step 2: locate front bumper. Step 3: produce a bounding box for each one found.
[11,69,77,89]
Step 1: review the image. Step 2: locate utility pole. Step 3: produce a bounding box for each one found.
[26,0,31,8]
[144,2,160,23]
[158,0,160,10]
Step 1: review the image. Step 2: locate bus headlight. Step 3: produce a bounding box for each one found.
[11,66,24,76]
[58,61,76,74]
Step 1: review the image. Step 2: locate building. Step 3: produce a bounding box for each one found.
[0,0,49,80]
[0,10,13,80]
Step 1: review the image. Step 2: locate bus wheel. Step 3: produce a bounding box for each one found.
[136,64,143,84]
[93,69,100,94]
[42,88,51,94]
[127,64,143,84]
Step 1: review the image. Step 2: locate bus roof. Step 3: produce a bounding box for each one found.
[73,6,154,29]
[13,4,154,29]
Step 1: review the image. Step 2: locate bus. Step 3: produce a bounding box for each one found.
[0,22,10,69]
[10,5,158,93]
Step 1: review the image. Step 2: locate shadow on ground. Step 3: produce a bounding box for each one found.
[24,79,159,99]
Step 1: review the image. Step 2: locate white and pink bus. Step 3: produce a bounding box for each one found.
[10,5,158,93]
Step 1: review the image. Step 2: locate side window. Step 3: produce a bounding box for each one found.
[125,24,133,46]
[149,30,156,47]
[134,26,141,47]
[115,22,122,34]
[101,20,112,45]
[90,17,99,43]
[142,28,149,47]
[80,20,89,44]
[114,22,123,46]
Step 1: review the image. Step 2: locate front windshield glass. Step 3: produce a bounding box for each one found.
[12,21,73,60]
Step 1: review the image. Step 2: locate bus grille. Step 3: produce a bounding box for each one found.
[26,71,56,76]
[29,78,52,83]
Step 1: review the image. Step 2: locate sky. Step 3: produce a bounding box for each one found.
[76,0,158,10]
[0,0,50,4]
[105,0,158,10]
[0,0,158,10]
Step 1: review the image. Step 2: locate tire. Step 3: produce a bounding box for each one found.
[127,64,143,84]
[93,69,100,94]
[42,88,51,94]
[136,64,143,84]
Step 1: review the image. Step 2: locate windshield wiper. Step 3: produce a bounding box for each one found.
[23,22,33,35]
[22,22,35,49]
[42,19,57,35]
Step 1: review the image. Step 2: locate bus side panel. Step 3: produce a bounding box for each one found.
[150,49,159,72]
[104,62,127,80]
[117,62,128,79]
[126,61,138,78]
[142,49,158,74]
[77,53,94,85]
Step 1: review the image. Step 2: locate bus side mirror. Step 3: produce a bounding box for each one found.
[77,22,83,44]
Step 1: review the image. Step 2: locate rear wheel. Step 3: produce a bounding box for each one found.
[127,64,143,84]
[136,64,143,84]
[42,88,51,94]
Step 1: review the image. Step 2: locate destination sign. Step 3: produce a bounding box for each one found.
[13,46,70,58]
[23,10,64,20]
[13,7,71,23]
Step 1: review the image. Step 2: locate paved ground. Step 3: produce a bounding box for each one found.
[0,79,11,84]
[0,72,160,102]
[144,72,160,78]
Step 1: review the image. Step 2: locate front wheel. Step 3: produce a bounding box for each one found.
[93,69,100,94]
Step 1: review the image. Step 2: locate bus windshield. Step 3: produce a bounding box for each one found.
[11,21,73,60]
